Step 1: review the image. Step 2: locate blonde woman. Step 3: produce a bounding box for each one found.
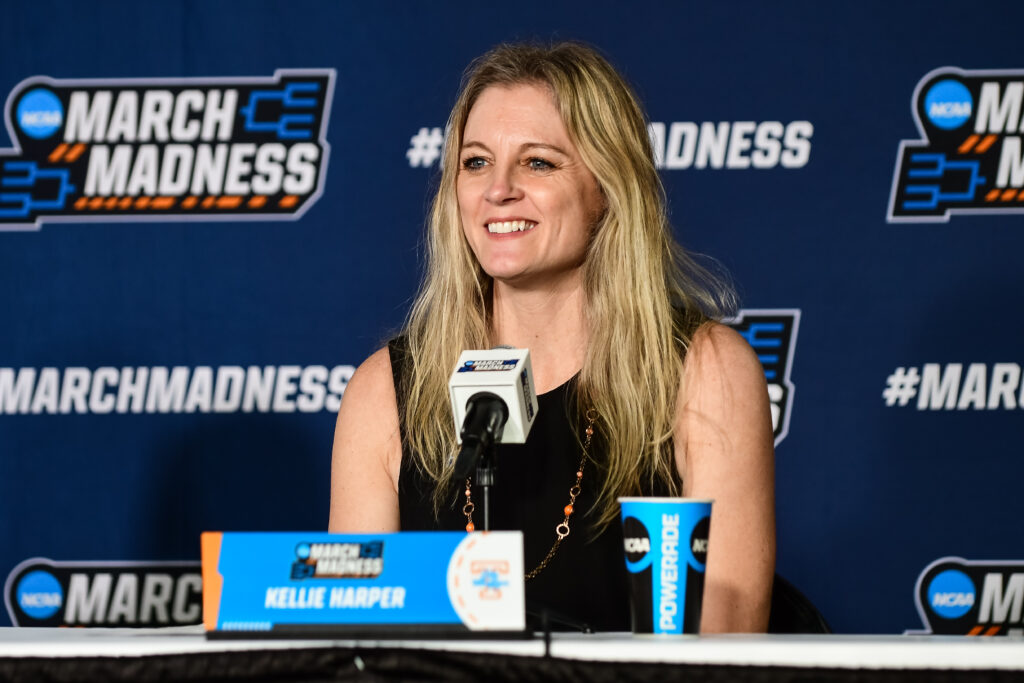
[330,42,775,633]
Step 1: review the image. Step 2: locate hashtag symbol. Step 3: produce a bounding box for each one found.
[882,367,920,407]
[406,127,444,168]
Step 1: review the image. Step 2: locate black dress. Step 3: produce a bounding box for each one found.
[389,338,635,632]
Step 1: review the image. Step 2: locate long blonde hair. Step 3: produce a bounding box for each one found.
[399,42,735,529]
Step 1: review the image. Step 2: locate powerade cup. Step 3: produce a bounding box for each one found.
[618,497,712,634]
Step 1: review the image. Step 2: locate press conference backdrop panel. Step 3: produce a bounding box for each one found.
[2,1,1022,635]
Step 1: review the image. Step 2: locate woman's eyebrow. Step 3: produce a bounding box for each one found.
[460,140,569,155]
[519,142,568,155]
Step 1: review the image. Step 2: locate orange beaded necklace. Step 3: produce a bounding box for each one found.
[462,409,597,581]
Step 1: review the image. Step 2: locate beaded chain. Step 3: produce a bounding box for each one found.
[462,409,597,581]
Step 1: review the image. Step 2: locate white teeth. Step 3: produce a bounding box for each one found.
[487,220,535,234]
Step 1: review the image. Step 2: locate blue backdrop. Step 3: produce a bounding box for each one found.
[2,0,1022,634]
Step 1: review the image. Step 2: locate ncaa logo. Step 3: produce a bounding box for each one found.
[16,88,64,139]
[15,570,63,619]
[690,516,710,567]
[622,516,652,569]
[923,80,972,130]
[927,569,975,619]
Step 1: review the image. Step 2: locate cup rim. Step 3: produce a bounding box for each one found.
[617,497,714,504]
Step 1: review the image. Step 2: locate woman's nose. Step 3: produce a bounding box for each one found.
[484,164,523,204]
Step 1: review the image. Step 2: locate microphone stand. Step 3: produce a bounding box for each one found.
[453,392,507,531]
[476,441,496,531]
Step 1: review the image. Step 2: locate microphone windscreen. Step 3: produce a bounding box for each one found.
[448,349,538,444]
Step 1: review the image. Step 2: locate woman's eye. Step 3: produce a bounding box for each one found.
[527,157,554,171]
[461,157,487,170]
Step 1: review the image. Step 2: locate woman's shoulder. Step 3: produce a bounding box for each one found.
[341,345,400,417]
[332,344,403,470]
[348,335,408,389]
[677,321,769,418]
[329,344,404,532]
[355,345,394,377]
[684,321,763,380]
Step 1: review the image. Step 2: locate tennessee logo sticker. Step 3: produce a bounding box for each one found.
[889,67,1024,222]
[1,69,334,231]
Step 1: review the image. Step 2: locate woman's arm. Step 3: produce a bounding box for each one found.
[675,323,776,633]
[328,347,403,532]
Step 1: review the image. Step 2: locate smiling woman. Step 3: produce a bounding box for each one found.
[456,83,604,288]
[329,42,775,634]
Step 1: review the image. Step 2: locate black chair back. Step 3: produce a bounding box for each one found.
[768,574,832,633]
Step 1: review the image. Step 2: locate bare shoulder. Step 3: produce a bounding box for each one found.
[682,322,766,398]
[328,345,403,532]
[336,345,401,462]
[676,320,772,462]
[345,346,399,411]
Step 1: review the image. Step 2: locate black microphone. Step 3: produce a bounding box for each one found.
[452,392,509,480]
[447,348,539,481]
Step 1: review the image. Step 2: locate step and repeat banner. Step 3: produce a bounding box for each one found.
[1,1,1022,635]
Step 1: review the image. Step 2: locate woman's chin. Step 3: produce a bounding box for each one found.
[478,256,529,280]
[484,268,530,286]
[485,266,584,292]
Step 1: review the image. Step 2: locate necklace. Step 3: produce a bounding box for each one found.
[462,408,597,581]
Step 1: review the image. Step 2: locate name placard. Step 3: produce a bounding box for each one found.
[201,531,525,637]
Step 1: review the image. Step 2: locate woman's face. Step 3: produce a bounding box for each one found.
[456,83,604,286]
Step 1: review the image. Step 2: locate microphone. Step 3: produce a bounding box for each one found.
[448,349,539,480]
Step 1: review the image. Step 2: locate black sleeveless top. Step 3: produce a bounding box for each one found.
[390,338,670,632]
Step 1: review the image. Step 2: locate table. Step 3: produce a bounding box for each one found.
[0,627,1022,682]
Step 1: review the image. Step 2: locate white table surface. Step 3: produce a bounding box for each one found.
[0,627,1022,670]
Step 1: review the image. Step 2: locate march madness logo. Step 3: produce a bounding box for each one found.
[0,69,333,230]
[457,359,518,372]
[5,558,201,627]
[724,309,800,446]
[911,557,1024,636]
[889,67,1024,222]
[290,541,383,580]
